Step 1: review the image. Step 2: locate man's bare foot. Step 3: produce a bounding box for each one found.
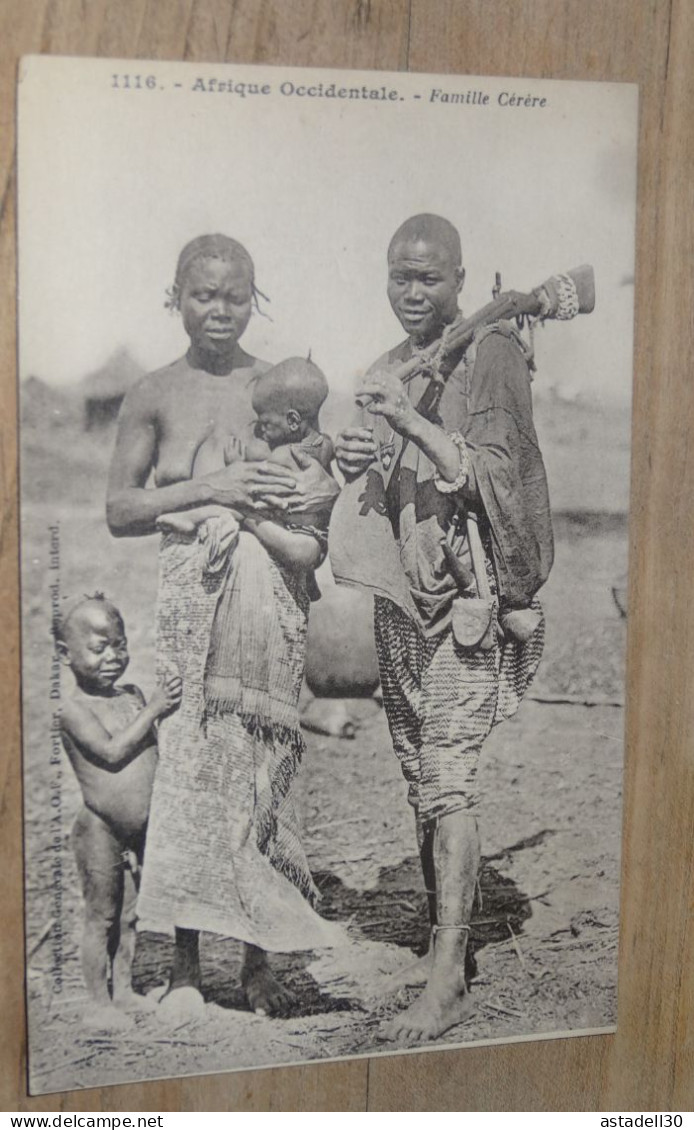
[157,986,206,1026]
[381,974,474,1044]
[113,989,158,1014]
[241,963,297,1017]
[82,1003,135,1032]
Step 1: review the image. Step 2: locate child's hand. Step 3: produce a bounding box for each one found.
[150,675,183,717]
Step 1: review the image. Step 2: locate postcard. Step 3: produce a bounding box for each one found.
[18,55,637,1093]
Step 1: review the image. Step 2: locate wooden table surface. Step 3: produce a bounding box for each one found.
[1,0,692,1112]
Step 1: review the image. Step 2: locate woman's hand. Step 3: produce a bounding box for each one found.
[281,448,340,514]
[354,371,419,436]
[202,459,299,512]
[204,450,339,514]
[335,427,378,479]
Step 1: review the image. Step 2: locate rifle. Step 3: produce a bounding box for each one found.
[355,264,595,407]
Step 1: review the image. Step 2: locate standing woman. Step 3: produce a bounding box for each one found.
[107,234,340,1018]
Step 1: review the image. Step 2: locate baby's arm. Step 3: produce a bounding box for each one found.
[61,677,182,771]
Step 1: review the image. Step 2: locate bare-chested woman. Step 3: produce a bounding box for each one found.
[107,234,340,1019]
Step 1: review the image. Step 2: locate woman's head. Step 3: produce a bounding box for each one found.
[167,234,261,367]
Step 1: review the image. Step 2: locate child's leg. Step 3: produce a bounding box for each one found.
[71,807,133,1029]
[111,848,156,1012]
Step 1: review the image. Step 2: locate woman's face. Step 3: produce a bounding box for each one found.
[179,255,254,361]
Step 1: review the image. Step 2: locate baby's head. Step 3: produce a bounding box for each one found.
[54,594,129,693]
[251,357,329,448]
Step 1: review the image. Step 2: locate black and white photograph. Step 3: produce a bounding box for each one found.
[18,55,637,1093]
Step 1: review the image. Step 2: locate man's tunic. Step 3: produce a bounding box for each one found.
[330,325,553,818]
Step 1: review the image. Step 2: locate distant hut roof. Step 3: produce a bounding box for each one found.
[79,349,144,429]
[79,348,144,401]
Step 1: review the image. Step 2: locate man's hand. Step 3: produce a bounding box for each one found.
[354,371,419,436]
[335,427,378,479]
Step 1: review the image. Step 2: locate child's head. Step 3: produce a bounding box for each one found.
[54,594,129,693]
[251,357,328,448]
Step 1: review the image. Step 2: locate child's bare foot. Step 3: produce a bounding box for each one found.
[157,986,206,1026]
[156,513,197,536]
[114,989,158,1014]
[82,1002,135,1032]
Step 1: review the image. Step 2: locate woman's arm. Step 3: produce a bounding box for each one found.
[106,382,217,536]
[106,382,304,535]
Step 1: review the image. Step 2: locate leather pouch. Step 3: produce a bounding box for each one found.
[451,596,496,650]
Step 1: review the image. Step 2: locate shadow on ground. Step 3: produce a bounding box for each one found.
[132,854,533,1018]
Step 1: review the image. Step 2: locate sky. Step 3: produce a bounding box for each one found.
[18,57,638,405]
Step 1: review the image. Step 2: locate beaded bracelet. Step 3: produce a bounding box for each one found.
[435,431,471,494]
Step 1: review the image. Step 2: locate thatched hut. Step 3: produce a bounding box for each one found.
[79,349,143,430]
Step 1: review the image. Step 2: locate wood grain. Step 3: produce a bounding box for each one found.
[2,0,692,1112]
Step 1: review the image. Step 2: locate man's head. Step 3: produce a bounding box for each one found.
[54,594,129,693]
[387,214,465,344]
[169,234,257,364]
[252,357,329,448]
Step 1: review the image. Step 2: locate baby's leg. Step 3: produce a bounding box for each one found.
[156,506,225,535]
[71,808,133,1030]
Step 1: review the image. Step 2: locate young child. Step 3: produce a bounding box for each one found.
[156,357,334,553]
[55,594,182,1029]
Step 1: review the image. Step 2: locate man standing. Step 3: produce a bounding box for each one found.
[332,214,553,1042]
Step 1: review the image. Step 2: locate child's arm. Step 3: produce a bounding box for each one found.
[61,677,182,771]
[240,514,324,570]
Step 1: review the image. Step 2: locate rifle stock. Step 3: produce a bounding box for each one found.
[355,264,595,408]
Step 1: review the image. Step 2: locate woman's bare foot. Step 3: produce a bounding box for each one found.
[82,1002,135,1032]
[240,943,296,1017]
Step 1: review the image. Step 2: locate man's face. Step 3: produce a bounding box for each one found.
[61,605,129,693]
[179,257,253,360]
[387,237,464,343]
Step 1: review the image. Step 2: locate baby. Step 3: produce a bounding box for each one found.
[156,357,334,551]
[55,594,181,1029]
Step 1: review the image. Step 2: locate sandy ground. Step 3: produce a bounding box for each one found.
[20,430,626,1093]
